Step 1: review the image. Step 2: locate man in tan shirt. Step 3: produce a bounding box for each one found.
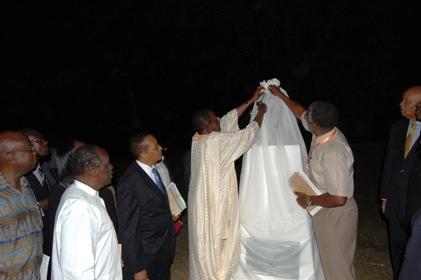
[268,86,358,280]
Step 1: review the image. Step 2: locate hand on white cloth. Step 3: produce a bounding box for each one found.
[259,78,280,90]
[259,78,289,102]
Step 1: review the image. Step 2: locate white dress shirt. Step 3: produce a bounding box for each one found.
[136,160,163,189]
[33,163,45,184]
[51,180,122,280]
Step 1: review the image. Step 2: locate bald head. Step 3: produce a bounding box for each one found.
[0,131,36,177]
[400,86,421,120]
[0,131,30,153]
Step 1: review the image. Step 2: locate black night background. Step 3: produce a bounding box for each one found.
[3,1,421,156]
[4,2,421,277]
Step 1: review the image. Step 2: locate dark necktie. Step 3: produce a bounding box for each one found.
[37,164,50,190]
[152,168,166,194]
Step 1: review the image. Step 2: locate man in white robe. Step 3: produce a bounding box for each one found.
[188,87,266,280]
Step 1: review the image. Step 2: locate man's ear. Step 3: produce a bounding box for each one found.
[6,151,16,162]
[85,165,98,176]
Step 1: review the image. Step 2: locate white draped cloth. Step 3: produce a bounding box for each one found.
[188,109,260,280]
[232,80,325,280]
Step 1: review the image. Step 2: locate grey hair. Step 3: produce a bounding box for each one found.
[66,145,102,176]
[307,101,338,130]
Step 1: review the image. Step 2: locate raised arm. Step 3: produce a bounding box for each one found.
[268,85,306,119]
[235,86,264,118]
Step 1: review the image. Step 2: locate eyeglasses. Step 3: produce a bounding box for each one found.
[29,137,46,144]
[0,148,34,154]
[14,148,35,153]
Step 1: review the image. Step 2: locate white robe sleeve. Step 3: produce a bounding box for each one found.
[220,109,240,133]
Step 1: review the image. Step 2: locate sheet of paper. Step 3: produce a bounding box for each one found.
[288,171,323,216]
[167,182,186,216]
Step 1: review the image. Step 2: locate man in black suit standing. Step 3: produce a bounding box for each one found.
[404,101,421,229]
[22,128,51,214]
[22,128,52,256]
[399,101,421,280]
[117,133,175,280]
[380,86,421,278]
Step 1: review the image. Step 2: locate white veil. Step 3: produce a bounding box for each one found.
[232,79,324,280]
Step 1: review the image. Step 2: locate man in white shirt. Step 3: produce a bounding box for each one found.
[51,145,122,280]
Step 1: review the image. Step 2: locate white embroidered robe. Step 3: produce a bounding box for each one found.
[188,109,259,280]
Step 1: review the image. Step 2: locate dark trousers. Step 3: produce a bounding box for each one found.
[122,262,171,280]
[386,203,409,279]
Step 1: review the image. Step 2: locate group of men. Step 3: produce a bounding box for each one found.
[1,84,420,280]
[0,130,177,279]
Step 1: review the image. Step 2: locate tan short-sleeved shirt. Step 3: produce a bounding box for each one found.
[301,112,355,198]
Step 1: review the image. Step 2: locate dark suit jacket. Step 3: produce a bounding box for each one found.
[380,119,420,222]
[116,162,175,274]
[399,209,421,280]
[405,138,421,226]
[25,171,50,254]
[25,172,50,202]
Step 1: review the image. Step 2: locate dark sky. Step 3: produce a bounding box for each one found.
[3,1,421,155]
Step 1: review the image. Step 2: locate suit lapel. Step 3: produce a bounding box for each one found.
[399,119,409,158]
[134,164,167,200]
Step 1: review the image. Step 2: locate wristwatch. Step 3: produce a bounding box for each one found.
[305,196,313,207]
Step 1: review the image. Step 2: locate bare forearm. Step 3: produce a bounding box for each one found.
[235,99,254,118]
[236,86,264,118]
[134,270,148,280]
[310,193,347,208]
[269,86,306,118]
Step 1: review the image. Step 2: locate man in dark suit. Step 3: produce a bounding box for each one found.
[22,128,51,213]
[404,102,421,228]
[380,86,421,278]
[22,128,52,256]
[117,133,175,280]
[399,103,421,280]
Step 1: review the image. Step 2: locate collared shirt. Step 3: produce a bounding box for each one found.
[0,172,43,280]
[301,112,355,198]
[51,180,122,280]
[33,163,45,185]
[136,160,160,186]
